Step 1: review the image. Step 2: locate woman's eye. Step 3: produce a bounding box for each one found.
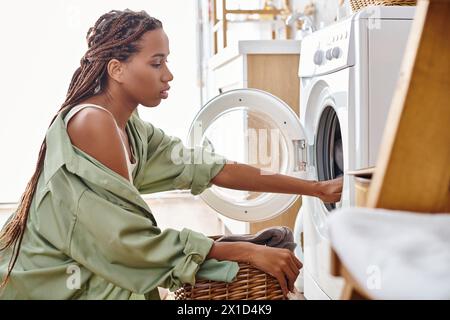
[151,59,169,68]
[151,60,169,68]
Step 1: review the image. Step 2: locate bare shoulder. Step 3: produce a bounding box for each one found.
[66,107,129,180]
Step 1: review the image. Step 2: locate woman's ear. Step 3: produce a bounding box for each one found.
[107,59,125,83]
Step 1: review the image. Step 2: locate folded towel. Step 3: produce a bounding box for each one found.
[328,207,450,299]
[216,226,297,251]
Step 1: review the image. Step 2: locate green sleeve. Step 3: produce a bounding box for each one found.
[68,189,234,294]
[137,123,226,195]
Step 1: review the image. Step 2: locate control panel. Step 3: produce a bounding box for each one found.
[299,18,354,77]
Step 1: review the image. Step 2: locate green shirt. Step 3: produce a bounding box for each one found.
[0,107,239,299]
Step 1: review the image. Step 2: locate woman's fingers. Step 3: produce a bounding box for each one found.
[285,267,297,292]
[291,252,303,269]
[320,177,344,203]
[287,261,300,282]
[323,190,342,203]
[275,272,289,297]
[280,251,300,293]
[285,255,300,280]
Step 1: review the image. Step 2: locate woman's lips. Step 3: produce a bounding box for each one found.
[160,91,169,99]
[160,88,169,99]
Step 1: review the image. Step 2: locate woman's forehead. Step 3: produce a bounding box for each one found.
[138,29,170,58]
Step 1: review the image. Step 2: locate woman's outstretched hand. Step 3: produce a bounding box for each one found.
[315,176,343,203]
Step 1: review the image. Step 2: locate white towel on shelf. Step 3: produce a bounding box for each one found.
[327,207,450,300]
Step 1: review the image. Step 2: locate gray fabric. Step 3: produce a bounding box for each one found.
[216,226,297,251]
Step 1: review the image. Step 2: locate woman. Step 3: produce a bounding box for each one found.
[0,9,342,299]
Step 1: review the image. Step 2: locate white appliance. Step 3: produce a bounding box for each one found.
[185,6,415,300]
[297,6,416,299]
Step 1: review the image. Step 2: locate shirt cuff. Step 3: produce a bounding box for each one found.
[180,228,214,265]
[169,228,214,290]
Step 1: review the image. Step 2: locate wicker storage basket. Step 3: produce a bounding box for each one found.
[350,0,416,12]
[174,262,285,300]
[174,236,285,300]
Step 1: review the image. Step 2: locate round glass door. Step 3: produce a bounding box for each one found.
[315,105,344,211]
[187,89,308,222]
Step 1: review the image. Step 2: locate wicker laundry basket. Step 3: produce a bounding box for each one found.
[174,236,285,300]
[350,0,417,12]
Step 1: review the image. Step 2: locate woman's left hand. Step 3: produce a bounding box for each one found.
[315,177,343,203]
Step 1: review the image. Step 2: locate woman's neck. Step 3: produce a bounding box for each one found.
[78,92,137,131]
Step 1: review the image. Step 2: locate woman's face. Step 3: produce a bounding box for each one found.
[119,28,173,107]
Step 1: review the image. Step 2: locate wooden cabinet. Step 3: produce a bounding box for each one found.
[207,40,302,234]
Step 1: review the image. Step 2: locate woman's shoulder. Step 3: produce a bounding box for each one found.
[66,107,130,181]
[66,106,118,139]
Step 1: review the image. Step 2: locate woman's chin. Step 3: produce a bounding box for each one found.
[141,99,163,108]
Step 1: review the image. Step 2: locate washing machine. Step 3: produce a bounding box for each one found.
[297,6,416,299]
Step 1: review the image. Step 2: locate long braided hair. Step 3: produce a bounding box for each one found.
[0,9,162,288]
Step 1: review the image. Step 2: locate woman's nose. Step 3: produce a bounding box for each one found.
[162,66,174,82]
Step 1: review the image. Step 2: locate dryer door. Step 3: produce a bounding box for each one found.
[187,89,308,222]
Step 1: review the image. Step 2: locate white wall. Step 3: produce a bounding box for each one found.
[0,0,200,203]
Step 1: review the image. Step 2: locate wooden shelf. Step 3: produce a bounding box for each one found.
[211,0,292,54]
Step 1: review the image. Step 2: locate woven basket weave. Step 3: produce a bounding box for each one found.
[174,263,285,300]
[350,0,416,11]
[174,236,285,300]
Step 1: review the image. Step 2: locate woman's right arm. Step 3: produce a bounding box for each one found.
[206,241,302,296]
[211,162,343,204]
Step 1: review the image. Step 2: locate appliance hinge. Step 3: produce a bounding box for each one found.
[293,139,307,171]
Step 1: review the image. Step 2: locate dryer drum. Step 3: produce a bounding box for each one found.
[315,106,343,211]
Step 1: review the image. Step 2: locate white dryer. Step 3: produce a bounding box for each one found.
[297,6,416,299]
